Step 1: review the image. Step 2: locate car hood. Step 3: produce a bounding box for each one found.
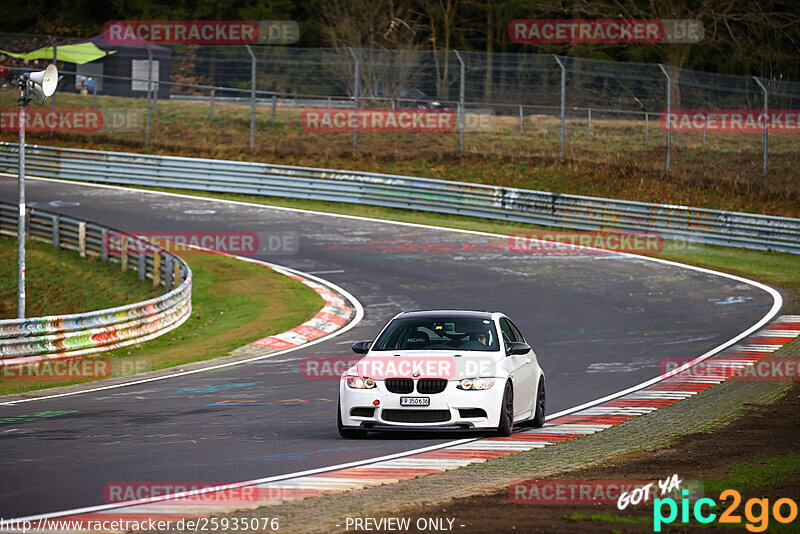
[342,350,503,381]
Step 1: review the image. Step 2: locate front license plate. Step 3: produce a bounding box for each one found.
[400,397,430,406]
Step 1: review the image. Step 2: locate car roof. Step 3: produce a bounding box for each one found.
[395,310,496,321]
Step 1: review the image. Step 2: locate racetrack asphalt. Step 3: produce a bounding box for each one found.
[0,177,779,518]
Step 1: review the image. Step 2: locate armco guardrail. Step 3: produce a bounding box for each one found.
[1,142,799,254]
[0,201,192,360]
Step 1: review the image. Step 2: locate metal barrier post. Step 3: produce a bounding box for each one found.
[554,55,566,157]
[209,89,215,119]
[138,252,146,280]
[245,45,256,151]
[658,64,671,172]
[454,50,465,154]
[78,221,86,258]
[100,228,108,262]
[753,76,769,182]
[145,44,152,147]
[645,112,649,144]
[519,105,523,134]
[51,215,59,248]
[153,252,161,286]
[121,239,128,271]
[348,47,359,155]
[272,94,277,121]
[92,82,97,108]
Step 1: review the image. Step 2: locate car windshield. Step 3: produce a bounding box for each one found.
[372,316,499,351]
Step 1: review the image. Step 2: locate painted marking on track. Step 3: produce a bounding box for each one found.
[205,398,334,406]
[175,382,262,394]
[0,410,78,424]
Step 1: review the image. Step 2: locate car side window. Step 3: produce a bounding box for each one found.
[508,320,525,343]
[499,318,518,346]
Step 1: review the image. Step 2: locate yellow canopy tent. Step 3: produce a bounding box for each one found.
[1,42,115,65]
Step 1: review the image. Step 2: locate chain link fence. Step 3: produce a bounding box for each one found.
[1,32,799,181]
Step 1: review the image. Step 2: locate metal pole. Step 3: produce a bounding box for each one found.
[753,76,769,182]
[92,81,97,107]
[554,55,566,157]
[48,36,56,114]
[144,44,152,147]
[209,89,215,119]
[348,47,359,155]
[245,45,256,151]
[153,66,158,113]
[702,123,706,151]
[519,105,523,134]
[16,77,32,318]
[272,94,277,121]
[645,112,649,144]
[587,108,592,137]
[658,64,671,172]
[454,50,465,154]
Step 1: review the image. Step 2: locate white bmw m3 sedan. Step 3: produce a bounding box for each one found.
[338,310,546,438]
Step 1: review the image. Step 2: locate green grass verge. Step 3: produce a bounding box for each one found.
[703,452,800,494]
[128,185,800,291]
[0,240,323,396]
[0,236,162,318]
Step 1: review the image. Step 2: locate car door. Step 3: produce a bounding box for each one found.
[499,317,535,418]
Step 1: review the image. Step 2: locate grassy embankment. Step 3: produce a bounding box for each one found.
[0,236,323,395]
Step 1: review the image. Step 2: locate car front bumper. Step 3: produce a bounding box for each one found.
[339,379,505,431]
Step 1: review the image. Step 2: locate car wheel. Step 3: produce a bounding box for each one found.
[531,377,546,428]
[338,401,368,439]
[496,381,514,436]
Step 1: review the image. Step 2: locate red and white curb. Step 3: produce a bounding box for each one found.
[246,263,354,351]
[12,315,797,532]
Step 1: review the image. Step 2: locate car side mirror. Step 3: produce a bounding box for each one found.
[507,341,531,355]
[351,341,372,354]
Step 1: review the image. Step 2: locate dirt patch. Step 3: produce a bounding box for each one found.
[388,381,800,533]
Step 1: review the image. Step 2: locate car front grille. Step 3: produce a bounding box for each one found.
[416,378,448,394]
[385,378,414,394]
[381,409,451,424]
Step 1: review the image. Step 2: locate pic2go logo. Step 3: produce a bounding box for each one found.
[654,489,798,532]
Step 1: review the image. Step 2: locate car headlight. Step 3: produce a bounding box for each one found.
[346,376,376,389]
[456,378,495,390]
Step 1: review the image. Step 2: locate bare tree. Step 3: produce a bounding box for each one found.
[319,0,426,99]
